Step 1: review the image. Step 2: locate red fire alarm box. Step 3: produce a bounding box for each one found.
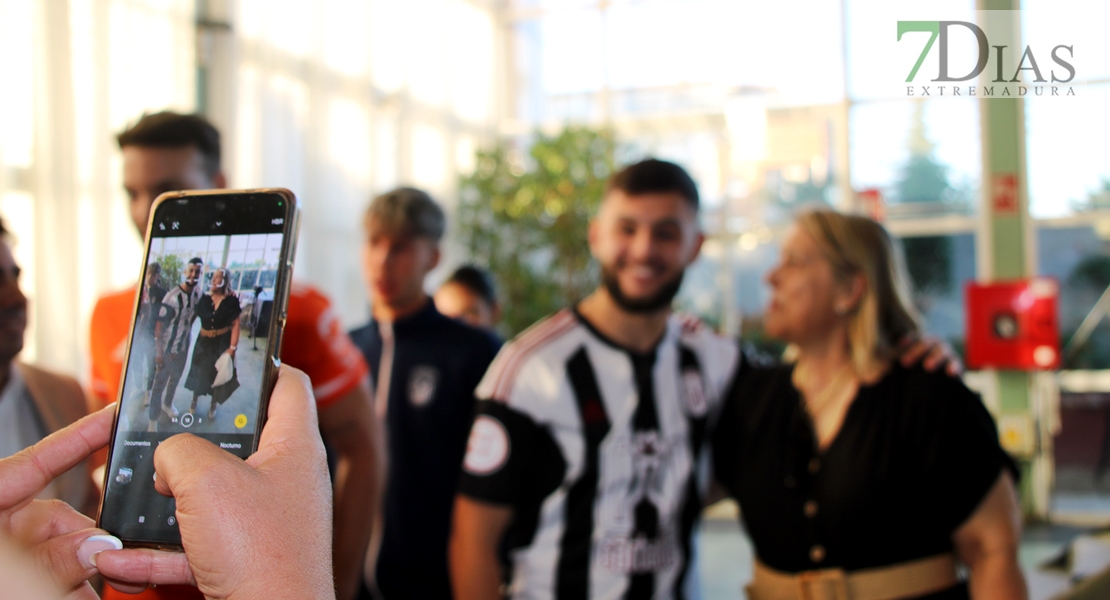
[965,278,1060,370]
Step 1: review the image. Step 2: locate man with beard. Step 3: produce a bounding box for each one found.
[0,218,95,516]
[148,257,203,426]
[450,159,739,599]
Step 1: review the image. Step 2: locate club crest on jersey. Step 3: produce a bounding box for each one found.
[681,369,708,417]
[408,365,439,407]
[464,415,510,475]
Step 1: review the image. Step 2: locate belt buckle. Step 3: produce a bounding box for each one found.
[797,568,850,600]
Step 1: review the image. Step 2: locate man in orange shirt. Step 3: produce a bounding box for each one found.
[89,111,382,600]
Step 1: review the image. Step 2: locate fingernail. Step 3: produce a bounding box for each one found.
[77,534,123,569]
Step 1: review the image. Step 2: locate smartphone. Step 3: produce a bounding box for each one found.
[97,188,299,548]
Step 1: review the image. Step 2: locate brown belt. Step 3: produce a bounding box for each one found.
[199,326,231,338]
[747,554,958,600]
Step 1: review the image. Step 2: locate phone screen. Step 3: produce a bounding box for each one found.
[99,191,295,545]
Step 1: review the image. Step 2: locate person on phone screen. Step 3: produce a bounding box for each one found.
[129,262,166,406]
[183,268,241,420]
[147,257,203,428]
[88,111,381,600]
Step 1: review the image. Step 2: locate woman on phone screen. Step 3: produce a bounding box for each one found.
[184,268,241,420]
[713,210,1027,599]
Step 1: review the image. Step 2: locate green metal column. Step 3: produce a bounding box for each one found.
[977,0,1039,518]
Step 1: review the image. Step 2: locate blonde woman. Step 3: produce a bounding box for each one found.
[713,210,1026,599]
[184,268,241,420]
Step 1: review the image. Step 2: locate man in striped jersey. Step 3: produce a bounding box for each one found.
[450,159,738,600]
[147,257,203,427]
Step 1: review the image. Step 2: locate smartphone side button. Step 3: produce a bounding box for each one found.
[272,316,287,361]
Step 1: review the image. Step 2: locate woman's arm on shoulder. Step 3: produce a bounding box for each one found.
[952,470,1028,600]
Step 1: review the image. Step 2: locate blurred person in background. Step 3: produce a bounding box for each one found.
[0,217,96,517]
[450,161,962,600]
[349,187,500,600]
[713,209,1025,600]
[434,264,502,336]
[88,111,381,600]
[450,159,740,599]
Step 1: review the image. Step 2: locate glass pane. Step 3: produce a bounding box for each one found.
[845,0,975,102]
[850,98,979,218]
[1022,0,1110,82]
[0,1,34,168]
[1027,84,1110,218]
[1038,220,1110,369]
[604,1,843,103]
[898,233,976,354]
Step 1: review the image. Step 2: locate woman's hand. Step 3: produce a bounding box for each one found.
[0,406,122,599]
[95,367,337,600]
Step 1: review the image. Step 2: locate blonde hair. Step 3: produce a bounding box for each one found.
[210,268,232,295]
[795,209,921,378]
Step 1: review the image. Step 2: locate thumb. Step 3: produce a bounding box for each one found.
[31,529,120,592]
[152,433,248,498]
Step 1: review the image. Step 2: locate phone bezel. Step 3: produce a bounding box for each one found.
[96,188,300,550]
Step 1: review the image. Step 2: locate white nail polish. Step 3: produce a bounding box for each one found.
[85,535,123,549]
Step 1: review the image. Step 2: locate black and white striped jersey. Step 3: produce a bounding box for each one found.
[156,286,198,355]
[459,308,739,600]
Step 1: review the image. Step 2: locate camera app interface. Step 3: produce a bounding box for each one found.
[101,194,288,542]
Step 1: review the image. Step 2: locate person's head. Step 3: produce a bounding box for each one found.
[764,209,921,377]
[590,158,703,314]
[145,262,162,288]
[210,268,231,295]
[183,257,204,291]
[361,187,444,316]
[434,265,500,329]
[0,219,27,363]
[117,111,227,239]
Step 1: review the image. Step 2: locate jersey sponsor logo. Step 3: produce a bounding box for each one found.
[598,532,678,573]
[681,368,708,417]
[464,415,510,475]
[408,365,438,407]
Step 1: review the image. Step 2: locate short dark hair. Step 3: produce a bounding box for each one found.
[443,265,498,306]
[117,111,222,179]
[147,262,162,274]
[606,158,699,210]
[364,187,446,242]
[188,257,203,266]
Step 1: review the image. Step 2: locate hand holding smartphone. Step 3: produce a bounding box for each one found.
[97,189,299,549]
